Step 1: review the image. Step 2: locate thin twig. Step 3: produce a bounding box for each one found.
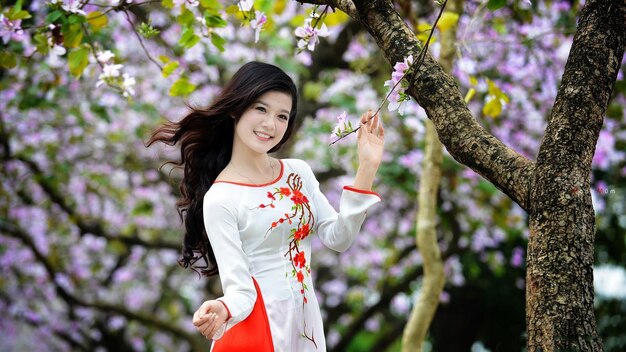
[328,0,449,146]
[123,10,163,70]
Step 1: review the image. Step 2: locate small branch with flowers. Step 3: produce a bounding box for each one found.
[328,0,449,146]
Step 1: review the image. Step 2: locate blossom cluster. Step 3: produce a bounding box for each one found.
[294,12,330,51]
[384,54,414,114]
[94,51,136,97]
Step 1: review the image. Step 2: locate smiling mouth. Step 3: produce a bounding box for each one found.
[254,131,273,139]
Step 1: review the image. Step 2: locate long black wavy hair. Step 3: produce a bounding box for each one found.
[148,62,298,276]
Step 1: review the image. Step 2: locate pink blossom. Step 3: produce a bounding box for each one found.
[0,14,24,44]
[294,18,329,51]
[250,11,266,43]
[384,55,414,113]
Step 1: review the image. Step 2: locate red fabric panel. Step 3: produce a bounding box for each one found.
[212,277,274,352]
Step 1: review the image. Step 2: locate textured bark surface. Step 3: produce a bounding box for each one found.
[296,0,626,350]
[401,1,462,351]
[347,0,536,212]
[526,1,625,351]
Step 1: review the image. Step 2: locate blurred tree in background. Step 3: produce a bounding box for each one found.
[0,0,624,351]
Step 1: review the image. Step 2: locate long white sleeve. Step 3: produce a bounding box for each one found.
[297,161,382,252]
[203,191,256,331]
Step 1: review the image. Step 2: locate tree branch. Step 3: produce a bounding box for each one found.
[0,221,207,351]
[296,0,358,18]
[346,0,535,212]
[7,152,179,251]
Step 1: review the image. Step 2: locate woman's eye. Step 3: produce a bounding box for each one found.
[256,106,266,112]
[279,115,289,121]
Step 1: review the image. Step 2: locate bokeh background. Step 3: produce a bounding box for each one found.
[1,0,625,351]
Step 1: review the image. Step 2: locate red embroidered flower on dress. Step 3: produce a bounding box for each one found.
[259,172,318,348]
[294,223,310,241]
[291,189,308,205]
[294,251,306,268]
[279,187,291,196]
[296,270,304,283]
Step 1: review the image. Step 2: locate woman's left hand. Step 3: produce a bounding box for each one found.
[357,110,385,167]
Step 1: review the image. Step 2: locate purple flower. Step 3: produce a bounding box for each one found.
[511,247,525,268]
[0,14,24,44]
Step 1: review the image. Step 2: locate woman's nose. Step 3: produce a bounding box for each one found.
[260,115,275,129]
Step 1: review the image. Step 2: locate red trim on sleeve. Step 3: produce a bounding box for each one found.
[343,186,382,201]
[216,299,232,321]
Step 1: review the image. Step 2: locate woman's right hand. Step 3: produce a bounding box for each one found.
[193,300,229,340]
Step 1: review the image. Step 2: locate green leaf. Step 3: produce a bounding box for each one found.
[137,22,160,39]
[204,13,227,28]
[211,33,226,51]
[482,98,502,118]
[162,61,179,78]
[225,5,240,14]
[177,7,195,26]
[68,47,89,78]
[487,0,506,11]
[131,200,154,216]
[200,0,223,13]
[162,0,174,9]
[62,23,83,48]
[178,27,200,49]
[45,10,64,24]
[0,51,17,69]
[303,82,322,100]
[7,0,32,20]
[487,79,510,103]
[87,11,108,29]
[34,33,50,55]
[169,77,196,96]
[67,14,86,24]
[7,9,31,20]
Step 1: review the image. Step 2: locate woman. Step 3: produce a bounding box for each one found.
[149,61,384,351]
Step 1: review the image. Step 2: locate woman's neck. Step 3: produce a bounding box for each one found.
[225,149,277,184]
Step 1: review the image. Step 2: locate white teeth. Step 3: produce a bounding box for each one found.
[255,131,272,138]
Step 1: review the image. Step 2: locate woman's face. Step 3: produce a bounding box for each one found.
[233,91,292,156]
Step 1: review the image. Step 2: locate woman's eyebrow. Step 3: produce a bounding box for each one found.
[255,100,290,115]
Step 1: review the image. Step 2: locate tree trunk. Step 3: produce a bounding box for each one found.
[402,0,462,351]
[298,0,625,349]
[526,1,625,351]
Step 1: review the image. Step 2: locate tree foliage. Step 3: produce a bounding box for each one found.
[1,0,625,351]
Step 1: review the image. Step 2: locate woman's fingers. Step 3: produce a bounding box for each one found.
[204,314,218,338]
[193,302,211,326]
[198,313,218,339]
[372,112,379,133]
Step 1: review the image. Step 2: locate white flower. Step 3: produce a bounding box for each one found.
[61,0,87,15]
[250,11,266,43]
[96,63,123,87]
[47,44,67,68]
[331,111,354,138]
[122,73,136,97]
[294,18,329,51]
[51,44,66,56]
[102,63,123,78]
[238,0,253,12]
[96,50,115,63]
